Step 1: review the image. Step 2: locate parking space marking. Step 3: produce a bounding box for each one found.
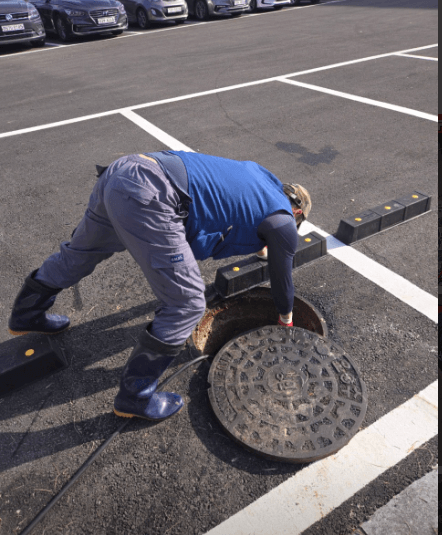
[120,110,437,325]
[275,44,438,79]
[203,381,438,535]
[0,43,437,138]
[0,46,60,59]
[120,110,193,151]
[300,221,438,324]
[277,78,438,122]
[395,52,438,61]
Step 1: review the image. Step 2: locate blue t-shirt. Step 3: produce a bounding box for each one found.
[150,151,298,314]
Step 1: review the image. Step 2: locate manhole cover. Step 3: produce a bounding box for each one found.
[208,325,367,463]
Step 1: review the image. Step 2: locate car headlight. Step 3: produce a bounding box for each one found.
[28,5,40,19]
[116,2,126,13]
[65,8,86,16]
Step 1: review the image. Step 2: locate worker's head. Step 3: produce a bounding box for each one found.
[283,184,312,229]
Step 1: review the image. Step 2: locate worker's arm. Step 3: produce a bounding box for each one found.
[257,211,298,325]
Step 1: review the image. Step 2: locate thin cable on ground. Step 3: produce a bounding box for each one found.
[19,353,212,535]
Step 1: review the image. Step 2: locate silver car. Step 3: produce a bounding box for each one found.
[187,0,248,20]
[0,0,46,47]
[121,0,187,28]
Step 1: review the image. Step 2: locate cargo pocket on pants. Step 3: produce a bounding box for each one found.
[148,246,205,305]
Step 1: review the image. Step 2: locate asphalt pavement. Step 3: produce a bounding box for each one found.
[0,1,438,534]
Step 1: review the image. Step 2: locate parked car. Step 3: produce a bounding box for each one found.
[248,0,289,11]
[32,0,128,41]
[249,0,318,11]
[187,0,248,21]
[0,0,46,47]
[121,0,187,29]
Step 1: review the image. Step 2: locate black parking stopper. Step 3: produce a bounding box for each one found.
[258,258,270,281]
[214,256,264,298]
[393,191,431,220]
[371,201,405,230]
[0,336,67,397]
[294,231,327,268]
[335,209,381,244]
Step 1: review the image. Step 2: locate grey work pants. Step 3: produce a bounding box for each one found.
[36,155,206,345]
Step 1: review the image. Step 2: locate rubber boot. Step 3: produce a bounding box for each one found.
[8,270,70,336]
[113,325,185,421]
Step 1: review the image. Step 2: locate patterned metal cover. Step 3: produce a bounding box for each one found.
[208,326,368,463]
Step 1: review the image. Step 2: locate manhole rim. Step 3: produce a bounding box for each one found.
[191,287,328,357]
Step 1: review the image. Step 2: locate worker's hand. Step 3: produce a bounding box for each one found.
[256,246,268,260]
[278,313,293,327]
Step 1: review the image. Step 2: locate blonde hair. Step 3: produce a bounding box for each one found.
[282,184,312,228]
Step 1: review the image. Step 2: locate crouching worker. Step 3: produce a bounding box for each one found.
[8,151,312,421]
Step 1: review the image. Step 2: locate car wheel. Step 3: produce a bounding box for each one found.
[55,16,72,41]
[136,7,150,29]
[30,37,46,47]
[194,0,209,20]
[249,0,258,11]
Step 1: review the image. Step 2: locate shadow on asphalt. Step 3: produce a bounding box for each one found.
[0,297,308,476]
[0,300,158,471]
[121,353,307,477]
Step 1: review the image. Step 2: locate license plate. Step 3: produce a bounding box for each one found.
[2,23,25,32]
[234,1,244,5]
[168,7,182,13]
[97,16,116,24]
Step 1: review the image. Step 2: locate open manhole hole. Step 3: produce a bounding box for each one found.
[192,287,327,357]
[207,325,367,463]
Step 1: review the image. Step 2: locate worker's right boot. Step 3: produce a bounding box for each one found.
[113,325,185,421]
[8,270,70,336]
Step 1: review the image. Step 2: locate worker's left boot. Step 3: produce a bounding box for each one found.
[113,325,185,421]
[8,270,70,336]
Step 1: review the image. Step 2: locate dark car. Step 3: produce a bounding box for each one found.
[187,0,248,21]
[32,0,128,41]
[120,0,188,29]
[0,0,46,47]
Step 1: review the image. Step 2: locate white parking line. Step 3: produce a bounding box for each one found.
[0,46,60,59]
[0,43,437,139]
[281,44,437,79]
[120,110,193,151]
[120,111,438,325]
[277,78,438,122]
[203,381,438,535]
[300,221,438,324]
[395,52,438,61]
